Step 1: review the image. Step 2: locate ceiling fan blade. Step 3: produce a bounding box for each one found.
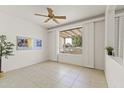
[54,16,66,19]
[47,8,53,15]
[53,18,59,24]
[34,13,48,17]
[44,18,51,23]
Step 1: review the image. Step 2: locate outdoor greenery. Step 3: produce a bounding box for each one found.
[0,35,14,73]
[72,36,82,47]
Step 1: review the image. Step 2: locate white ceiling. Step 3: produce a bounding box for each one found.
[0,5,107,29]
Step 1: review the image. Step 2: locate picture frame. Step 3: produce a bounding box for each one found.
[17,36,42,50]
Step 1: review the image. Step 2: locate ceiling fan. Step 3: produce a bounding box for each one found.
[34,8,66,24]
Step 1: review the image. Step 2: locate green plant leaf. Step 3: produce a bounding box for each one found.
[0,35,14,59]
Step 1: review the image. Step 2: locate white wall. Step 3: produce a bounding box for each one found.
[48,22,95,67]
[48,28,84,66]
[105,55,124,87]
[48,31,57,61]
[0,12,48,72]
[105,6,116,47]
[58,53,83,66]
[94,21,105,70]
[82,22,94,68]
[48,17,105,69]
[105,6,124,87]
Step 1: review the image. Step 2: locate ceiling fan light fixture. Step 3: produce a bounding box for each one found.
[34,7,66,24]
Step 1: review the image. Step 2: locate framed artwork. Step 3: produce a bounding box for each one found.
[17,36,42,50]
[32,39,42,49]
[17,36,32,50]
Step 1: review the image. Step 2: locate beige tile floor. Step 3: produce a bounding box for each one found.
[0,61,108,88]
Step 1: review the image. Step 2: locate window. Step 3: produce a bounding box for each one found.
[115,17,123,61]
[65,38,72,45]
[59,27,82,54]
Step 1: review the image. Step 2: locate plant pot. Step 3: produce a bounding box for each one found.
[0,71,4,78]
[108,51,112,55]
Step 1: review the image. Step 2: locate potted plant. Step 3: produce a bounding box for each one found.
[0,35,14,78]
[105,46,114,55]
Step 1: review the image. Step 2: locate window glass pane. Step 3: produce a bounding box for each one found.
[59,27,82,54]
[114,17,123,64]
[65,38,72,45]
